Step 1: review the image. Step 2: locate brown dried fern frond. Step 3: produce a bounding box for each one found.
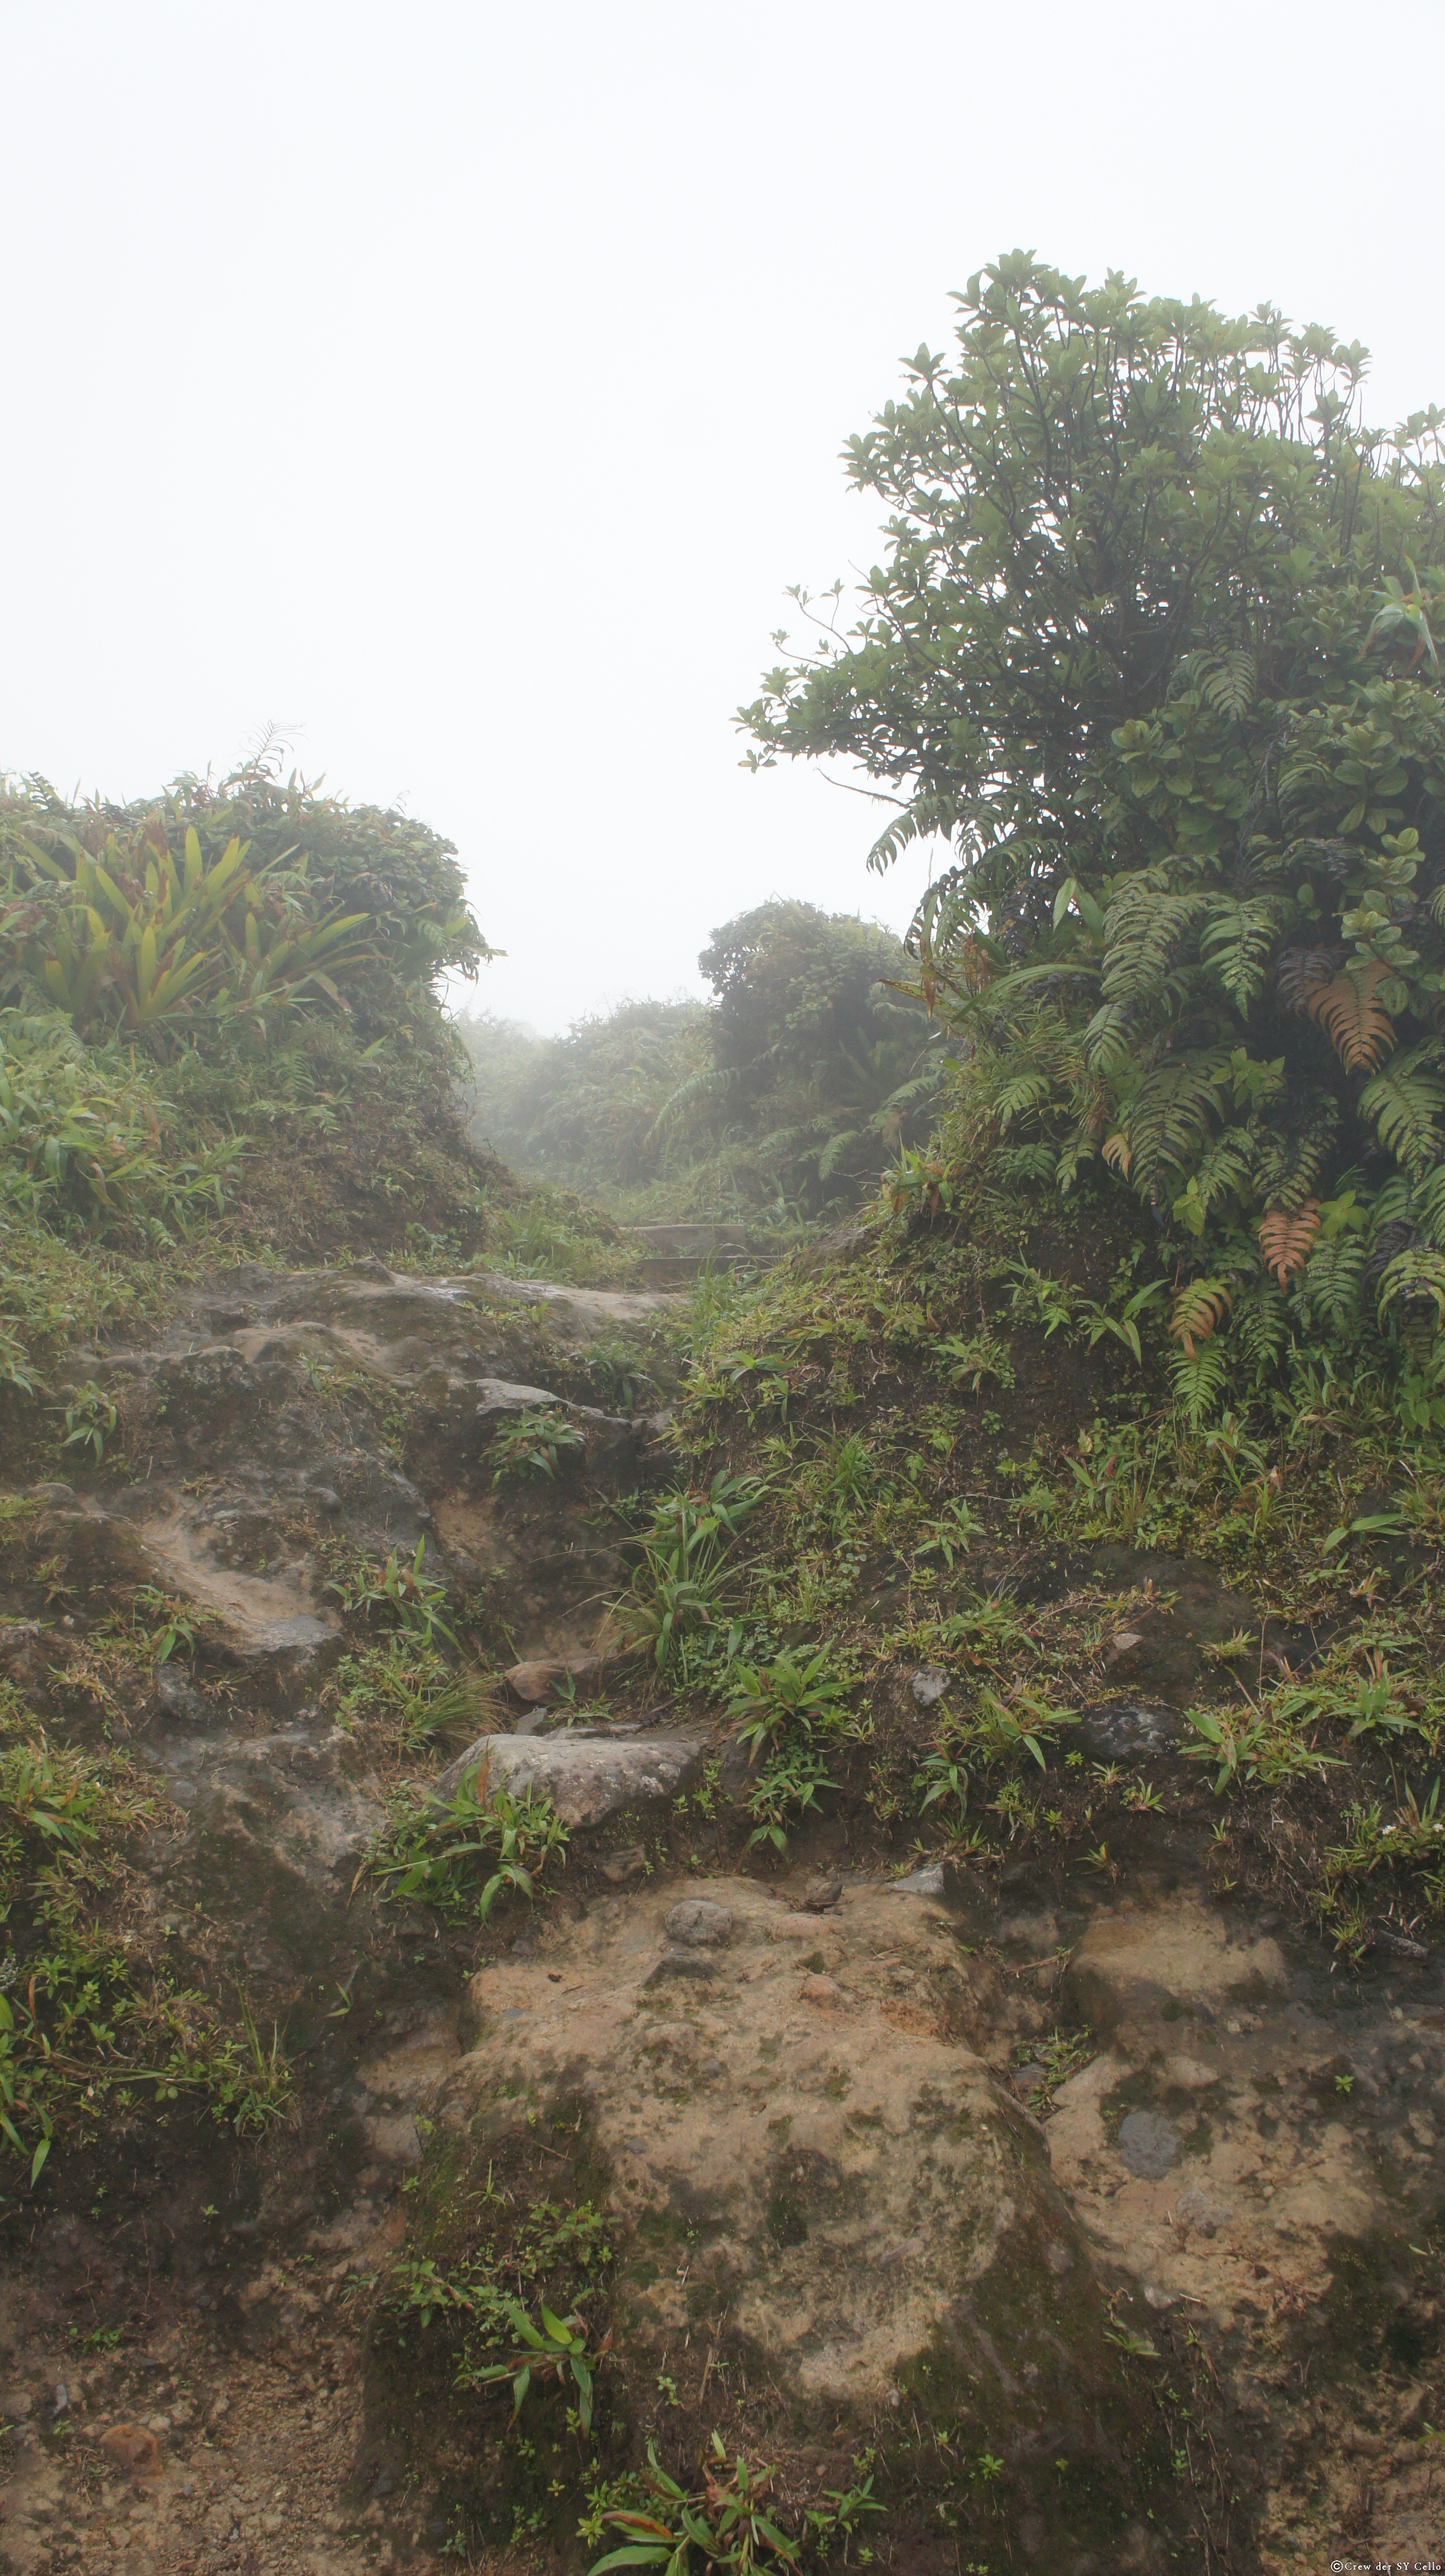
[1258,1200,1320,1288]
[1168,1276,1232,1358]
[1102,1131,1132,1177]
[1304,958,1395,1072]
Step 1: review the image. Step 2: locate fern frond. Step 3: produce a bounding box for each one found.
[1102,1131,1131,1177]
[1258,1200,1320,1287]
[1169,1276,1233,1358]
[1171,648,1257,719]
[1200,895,1282,1011]
[1082,998,1137,1071]
[1100,874,1210,1006]
[991,1068,1053,1127]
[1377,1244,1445,1326]
[1234,1284,1292,1373]
[1276,945,1342,1011]
[1359,1039,1445,1177]
[1304,958,1395,1071]
[1119,1051,1232,1187]
[1254,1100,1338,1215]
[1170,1337,1228,1427]
[1301,1233,1367,1331]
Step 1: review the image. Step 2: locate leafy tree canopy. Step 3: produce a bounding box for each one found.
[742,251,1445,1386]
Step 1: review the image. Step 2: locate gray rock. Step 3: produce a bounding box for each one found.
[665,1898,733,1948]
[646,1949,718,1984]
[1116,2110,1180,2179]
[29,1481,76,1506]
[435,1727,707,1829]
[153,1666,212,1728]
[910,1667,950,1708]
[1075,1701,1181,1764]
[474,1377,568,1428]
[599,1845,648,1885]
[890,1862,946,1896]
[1173,2185,1232,2235]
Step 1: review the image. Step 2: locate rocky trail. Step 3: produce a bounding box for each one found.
[1,1253,1443,2576]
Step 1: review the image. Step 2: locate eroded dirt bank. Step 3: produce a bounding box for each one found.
[1,1245,1442,2576]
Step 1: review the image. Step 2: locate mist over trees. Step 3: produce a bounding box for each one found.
[455,898,939,1218]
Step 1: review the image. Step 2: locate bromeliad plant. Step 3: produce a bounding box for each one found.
[6,814,372,1047]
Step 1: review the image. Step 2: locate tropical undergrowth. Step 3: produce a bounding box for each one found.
[609,1158,1445,1963]
[0,1685,291,2198]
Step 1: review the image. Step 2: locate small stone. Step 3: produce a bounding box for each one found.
[311,1488,343,1514]
[600,1845,647,1885]
[889,1862,946,1897]
[1074,1702,1181,1765]
[99,2424,161,2476]
[646,1950,716,1985]
[29,1481,77,1505]
[1116,2110,1180,2179]
[910,1667,949,1708]
[665,1899,733,1948]
[799,1973,840,2004]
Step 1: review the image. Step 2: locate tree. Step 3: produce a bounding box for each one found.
[741,252,1445,1377]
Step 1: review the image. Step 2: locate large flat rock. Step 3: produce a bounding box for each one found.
[431,1874,1156,2515]
[435,1726,707,1827]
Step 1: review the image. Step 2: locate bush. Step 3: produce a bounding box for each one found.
[744,251,1445,1400]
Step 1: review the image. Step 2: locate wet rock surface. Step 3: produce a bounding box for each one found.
[5,1253,1445,2574]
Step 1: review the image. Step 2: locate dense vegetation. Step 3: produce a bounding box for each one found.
[743,253,1445,1420]
[458,898,937,1219]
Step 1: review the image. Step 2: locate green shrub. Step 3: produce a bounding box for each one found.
[744,251,1445,1406]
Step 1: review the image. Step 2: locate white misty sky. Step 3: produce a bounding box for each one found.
[2,2,1441,1033]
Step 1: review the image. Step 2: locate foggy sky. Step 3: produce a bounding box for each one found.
[2,1,1440,1031]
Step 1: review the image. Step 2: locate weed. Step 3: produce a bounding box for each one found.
[745,1745,837,1855]
[728,1647,852,1762]
[591,2433,799,2573]
[489,1406,587,1485]
[370,1767,568,1922]
[331,1638,490,1753]
[326,1537,458,1649]
[57,1380,117,1464]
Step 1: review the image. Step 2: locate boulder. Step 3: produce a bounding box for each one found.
[432,1875,1155,2494]
[433,1726,707,1828]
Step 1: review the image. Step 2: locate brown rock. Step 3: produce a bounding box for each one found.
[99,2422,161,2476]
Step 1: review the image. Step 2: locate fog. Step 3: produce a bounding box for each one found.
[2,1,1439,1029]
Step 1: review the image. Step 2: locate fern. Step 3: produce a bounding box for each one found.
[1303,958,1395,1071]
[1301,1233,1367,1332]
[1170,1337,1228,1426]
[991,1068,1053,1126]
[1253,1100,1338,1214]
[1099,874,1210,1006]
[1233,1284,1293,1373]
[1359,1039,1445,1177]
[1377,1244,1445,1327]
[1171,647,1257,719]
[1119,1051,1232,1188]
[1081,998,1138,1072]
[1200,895,1282,1012]
[1173,1128,1255,1227]
[1169,1276,1233,1357]
[1258,1200,1320,1287]
[1275,945,1342,1011]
